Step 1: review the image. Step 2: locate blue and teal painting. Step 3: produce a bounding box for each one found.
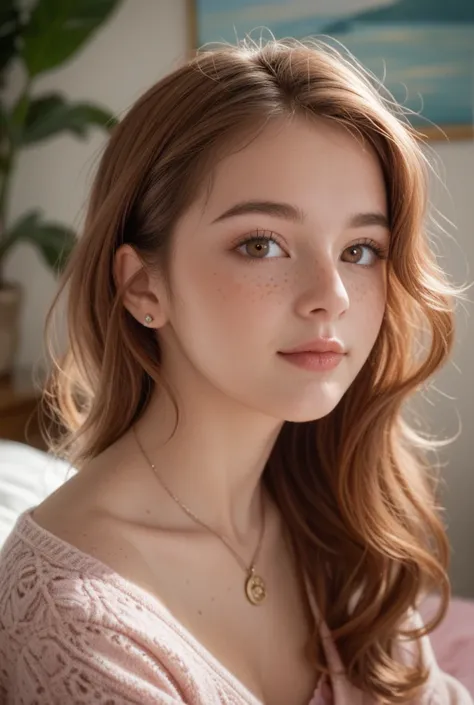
[194,0,474,134]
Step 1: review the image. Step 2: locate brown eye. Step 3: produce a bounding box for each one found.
[341,243,384,267]
[235,234,286,260]
[245,239,271,258]
[344,245,363,263]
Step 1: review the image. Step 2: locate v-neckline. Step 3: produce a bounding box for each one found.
[20,508,323,705]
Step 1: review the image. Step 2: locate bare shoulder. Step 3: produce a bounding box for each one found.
[30,441,181,585]
[32,467,115,557]
[31,446,140,567]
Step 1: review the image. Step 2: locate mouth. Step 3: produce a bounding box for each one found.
[279,337,346,355]
[277,350,345,372]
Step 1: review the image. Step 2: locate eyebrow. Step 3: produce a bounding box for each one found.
[211,200,390,230]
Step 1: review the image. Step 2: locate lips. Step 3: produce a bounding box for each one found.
[278,349,345,372]
[279,338,345,355]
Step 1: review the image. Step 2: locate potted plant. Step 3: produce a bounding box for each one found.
[0,0,121,377]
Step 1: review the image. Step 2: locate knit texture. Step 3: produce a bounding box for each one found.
[0,508,472,705]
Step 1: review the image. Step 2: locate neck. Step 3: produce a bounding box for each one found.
[133,384,284,549]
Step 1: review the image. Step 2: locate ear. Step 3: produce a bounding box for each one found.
[114,244,168,328]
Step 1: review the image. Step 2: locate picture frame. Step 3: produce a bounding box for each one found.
[187,0,474,142]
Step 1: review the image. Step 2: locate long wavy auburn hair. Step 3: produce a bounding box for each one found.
[43,37,461,703]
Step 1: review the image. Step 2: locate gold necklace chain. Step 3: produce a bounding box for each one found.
[133,426,267,606]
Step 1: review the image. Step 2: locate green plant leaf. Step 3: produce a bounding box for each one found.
[0,1,22,79]
[21,0,121,78]
[25,222,77,272]
[0,209,77,272]
[7,91,30,146]
[22,92,117,145]
[0,209,42,259]
[0,103,9,146]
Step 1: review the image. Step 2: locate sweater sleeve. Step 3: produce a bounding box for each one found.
[395,609,474,705]
[8,621,187,705]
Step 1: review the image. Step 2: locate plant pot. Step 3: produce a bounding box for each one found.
[0,282,22,378]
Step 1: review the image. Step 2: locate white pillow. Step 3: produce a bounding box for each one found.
[0,441,76,548]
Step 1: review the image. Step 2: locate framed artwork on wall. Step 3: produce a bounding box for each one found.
[187,0,474,141]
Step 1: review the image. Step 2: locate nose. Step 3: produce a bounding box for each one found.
[294,259,349,320]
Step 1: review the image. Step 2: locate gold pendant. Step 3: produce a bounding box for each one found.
[245,567,266,605]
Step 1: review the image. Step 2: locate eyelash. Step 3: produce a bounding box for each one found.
[231,229,286,262]
[232,229,389,266]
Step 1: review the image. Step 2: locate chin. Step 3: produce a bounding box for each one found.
[279,391,346,424]
[283,407,339,424]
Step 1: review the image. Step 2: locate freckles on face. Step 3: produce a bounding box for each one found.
[211,268,290,308]
[348,276,381,305]
[246,273,290,305]
[161,115,389,422]
[345,270,387,351]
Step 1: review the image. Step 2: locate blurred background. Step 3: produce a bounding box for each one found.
[1,0,473,602]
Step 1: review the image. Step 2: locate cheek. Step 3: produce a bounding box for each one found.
[178,267,291,371]
[209,268,290,311]
[173,264,290,355]
[348,273,386,330]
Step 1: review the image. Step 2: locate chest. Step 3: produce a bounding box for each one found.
[33,493,321,705]
[120,522,321,705]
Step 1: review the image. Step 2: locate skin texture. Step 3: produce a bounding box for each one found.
[110,114,390,547]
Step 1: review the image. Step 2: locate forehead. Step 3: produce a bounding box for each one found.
[201,116,387,226]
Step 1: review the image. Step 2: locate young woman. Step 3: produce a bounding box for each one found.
[0,38,471,705]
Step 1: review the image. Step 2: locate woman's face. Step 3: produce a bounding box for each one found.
[156,116,389,422]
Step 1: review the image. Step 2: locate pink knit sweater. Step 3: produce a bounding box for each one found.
[0,508,472,705]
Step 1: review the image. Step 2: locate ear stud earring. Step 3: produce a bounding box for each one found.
[144,314,154,325]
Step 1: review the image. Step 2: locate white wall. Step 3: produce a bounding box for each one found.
[5,0,188,365]
[418,144,474,598]
[4,0,474,596]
